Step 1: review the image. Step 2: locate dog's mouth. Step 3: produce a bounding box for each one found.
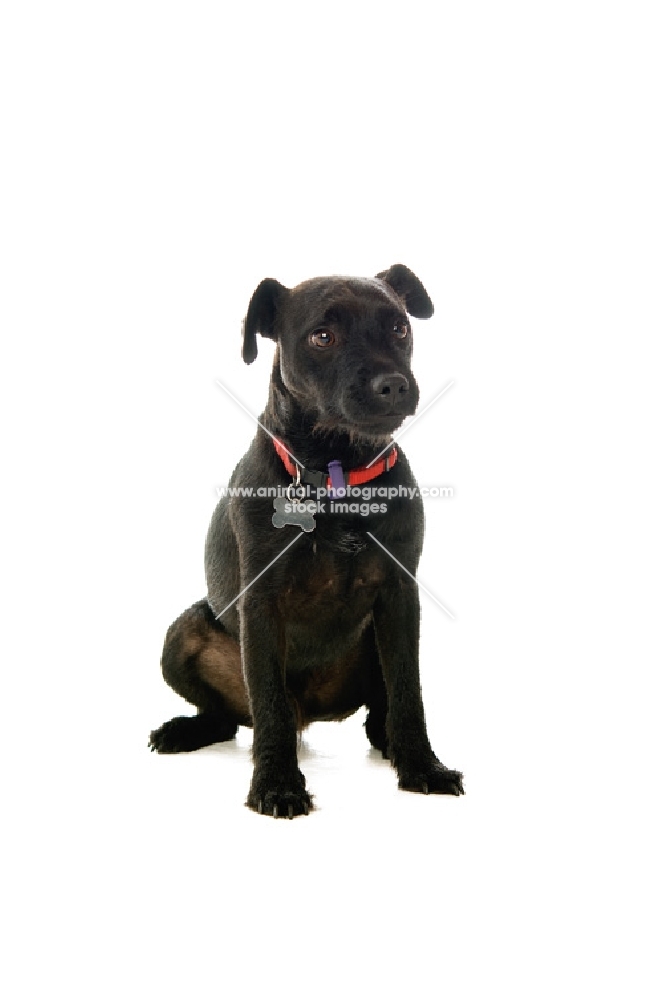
[318,412,408,443]
[355,412,409,431]
[345,398,419,437]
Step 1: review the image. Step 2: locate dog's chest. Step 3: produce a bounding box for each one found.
[277,543,386,623]
[277,546,385,669]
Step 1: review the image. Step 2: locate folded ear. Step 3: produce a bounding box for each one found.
[376,264,434,319]
[242,278,288,364]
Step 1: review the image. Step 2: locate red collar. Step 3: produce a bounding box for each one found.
[272,438,398,489]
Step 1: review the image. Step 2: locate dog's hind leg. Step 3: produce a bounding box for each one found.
[149,599,251,753]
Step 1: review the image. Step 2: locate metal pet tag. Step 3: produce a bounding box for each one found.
[272,495,316,532]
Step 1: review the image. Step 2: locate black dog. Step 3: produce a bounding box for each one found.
[149,265,464,816]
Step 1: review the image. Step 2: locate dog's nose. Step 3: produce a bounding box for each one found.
[370,373,409,400]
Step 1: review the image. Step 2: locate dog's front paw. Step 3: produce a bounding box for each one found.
[398,760,465,796]
[246,767,313,819]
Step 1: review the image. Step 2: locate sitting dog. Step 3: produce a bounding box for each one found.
[149,265,464,816]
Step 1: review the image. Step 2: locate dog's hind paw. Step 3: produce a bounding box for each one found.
[247,768,313,819]
[148,714,238,753]
[398,761,465,797]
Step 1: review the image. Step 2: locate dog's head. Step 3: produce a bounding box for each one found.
[241,264,434,440]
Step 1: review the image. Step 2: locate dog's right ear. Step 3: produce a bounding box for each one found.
[242,278,288,364]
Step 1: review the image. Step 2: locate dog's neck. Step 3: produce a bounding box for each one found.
[262,375,394,471]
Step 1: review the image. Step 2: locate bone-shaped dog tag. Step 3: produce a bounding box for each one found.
[272,496,316,532]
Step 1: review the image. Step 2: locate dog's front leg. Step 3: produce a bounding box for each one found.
[374,581,464,796]
[240,591,312,818]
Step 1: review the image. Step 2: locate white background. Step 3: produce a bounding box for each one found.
[2,2,662,997]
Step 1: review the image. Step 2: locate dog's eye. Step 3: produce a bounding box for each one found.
[393,321,410,339]
[309,329,336,349]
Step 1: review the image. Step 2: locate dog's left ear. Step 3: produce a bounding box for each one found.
[242,278,289,364]
[376,264,434,319]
